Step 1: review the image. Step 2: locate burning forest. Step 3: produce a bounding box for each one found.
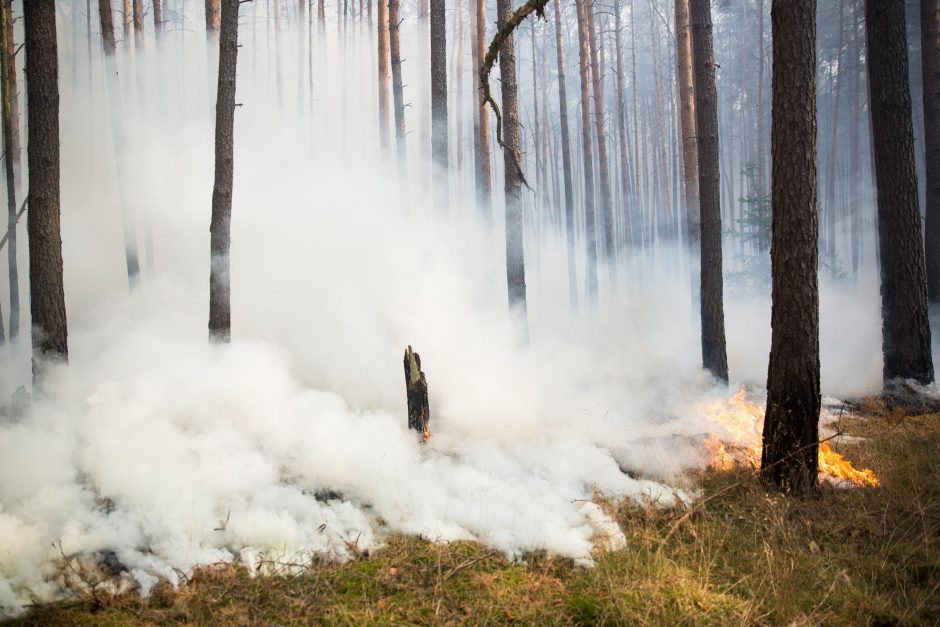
[0,0,938,623]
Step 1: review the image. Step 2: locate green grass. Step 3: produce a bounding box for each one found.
[10,405,940,625]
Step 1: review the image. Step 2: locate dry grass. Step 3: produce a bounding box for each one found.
[9,404,940,626]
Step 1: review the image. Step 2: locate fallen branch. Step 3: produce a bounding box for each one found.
[0,196,27,253]
[479,0,551,190]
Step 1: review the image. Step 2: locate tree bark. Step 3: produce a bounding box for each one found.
[153,0,163,37]
[496,0,529,341]
[24,0,68,380]
[554,0,578,307]
[1,0,17,342]
[389,0,407,172]
[866,0,934,383]
[205,0,221,34]
[3,0,18,173]
[585,0,614,280]
[824,0,845,274]
[133,0,143,48]
[472,0,492,218]
[762,0,820,497]
[675,0,698,249]
[209,0,239,342]
[430,0,449,213]
[377,0,390,155]
[923,0,940,302]
[575,0,598,304]
[690,0,728,382]
[99,0,142,289]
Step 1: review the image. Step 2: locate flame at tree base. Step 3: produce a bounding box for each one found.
[702,390,879,488]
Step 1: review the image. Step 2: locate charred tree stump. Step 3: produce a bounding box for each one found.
[403,346,430,441]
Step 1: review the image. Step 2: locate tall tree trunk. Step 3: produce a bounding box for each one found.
[472,0,492,218]
[1,0,17,342]
[389,0,407,172]
[756,0,767,199]
[496,0,528,340]
[419,0,430,183]
[824,0,845,274]
[209,0,239,342]
[123,0,131,48]
[585,0,615,280]
[614,0,632,253]
[153,0,164,37]
[377,0,390,155]
[648,1,673,241]
[133,0,143,48]
[923,0,940,302]
[553,0,577,307]
[206,0,221,33]
[690,0,728,382]
[99,0,142,289]
[430,0,448,213]
[3,0,19,173]
[675,0,698,254]
[850,4,862,276]
[576,0,598,304]
[762,0,820,497]
[24,0,68,380]
[866,0,934,383]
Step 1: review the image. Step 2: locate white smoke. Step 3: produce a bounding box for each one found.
[0,1,889,616]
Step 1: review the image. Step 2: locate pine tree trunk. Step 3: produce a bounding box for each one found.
[1,0,17,342]
[24,0,69,379]
[377,0,390,155]
[923,0,940,302]
[648,3,673,241]
[133,0,143,48]
[99,0,142,289]
[209,0,239,342]
[824,0,845,274]
[554,0,578,307]
[430,0,449,213]
[866,0,934,383]
[690,0,728,382]
[850,6,862,276]
[575,0,598,304]
[471,0,492,218]
[419,0,430,183]
[153,0,163,37]
[496,0,528,341]
[389,0,407,172]
[123,0,131,48]
[585,0,614,280]
[675,0,698,250]
[205,0,221,33]
[762,0,820,497]
[3,0,19,173]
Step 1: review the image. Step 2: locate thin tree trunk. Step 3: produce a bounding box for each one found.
[209,0,239,342]
[865,0,934,384]
[585,0,614,281]
[24,0,68,379]
[99,0,142,288]
[206,0,221,33]
[4,0,19,173]
[389,0,407,172]
[576,0,598,304]
[850,4,862,276]
[923,0,940,302]
[648,1,673,241]
[419,0,430,181]
[761,0,820,497]
[614,0,632,251]
[690,0,728,382]
[133,0,143,48]
[154,0,163,37]
[1,0,17,342]
[553,0,578,307]
[496,0,529,341]
[472,0,492,218]
[123,0,131,48]
[675,0,698,253]
[756,0,767,198]
[824,0,845,274]
[377,0,390,155]
[430,0,448,213]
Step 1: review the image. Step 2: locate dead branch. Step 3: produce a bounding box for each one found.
[479,0,551,190]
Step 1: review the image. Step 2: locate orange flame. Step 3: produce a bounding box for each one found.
[701,389,879,487]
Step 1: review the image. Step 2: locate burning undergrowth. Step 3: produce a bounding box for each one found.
[702,388,880,487]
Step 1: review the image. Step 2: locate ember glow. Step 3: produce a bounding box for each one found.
[702,390,880,487]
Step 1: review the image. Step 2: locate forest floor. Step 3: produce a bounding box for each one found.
[10,401,940,626]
